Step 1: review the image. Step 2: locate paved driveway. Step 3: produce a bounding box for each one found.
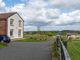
[0,42,52,60]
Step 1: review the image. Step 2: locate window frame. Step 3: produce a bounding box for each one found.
[10,19,14,26]
[19,20,22,27]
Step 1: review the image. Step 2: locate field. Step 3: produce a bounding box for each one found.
[67,40,80,60]
[17,31,56,42]
[16,33,54,42]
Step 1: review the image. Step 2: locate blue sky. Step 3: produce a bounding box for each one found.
[0,0,80,31]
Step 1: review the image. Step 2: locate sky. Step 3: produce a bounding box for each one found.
[0,0,80,31]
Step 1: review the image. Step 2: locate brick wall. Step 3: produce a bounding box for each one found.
[0,19,7,35]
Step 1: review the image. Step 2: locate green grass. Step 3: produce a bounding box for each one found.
[67,40,80,60]
[15,38,48,42]
[0,43,7,48]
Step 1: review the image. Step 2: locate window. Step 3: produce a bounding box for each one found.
[10,19,14,26]
[10,29,13,36]
[18,29,21,37]
[19,20,21,27]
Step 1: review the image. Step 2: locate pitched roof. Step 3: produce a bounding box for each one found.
[0,12,17,19]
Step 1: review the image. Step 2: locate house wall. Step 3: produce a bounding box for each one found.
[0,19,7,35]
[7,14,24,39]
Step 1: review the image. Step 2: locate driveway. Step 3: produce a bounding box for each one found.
[0,41,52,60]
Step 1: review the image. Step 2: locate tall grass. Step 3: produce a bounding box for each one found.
[51,40,60,60]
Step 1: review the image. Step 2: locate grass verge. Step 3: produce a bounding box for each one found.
[0,43,7,48]
[15,38,48,42]
[67,40,80,60]
[51,41,60,60]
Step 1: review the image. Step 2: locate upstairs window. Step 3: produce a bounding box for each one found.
[19,20,21,27]
[10,19,14,26]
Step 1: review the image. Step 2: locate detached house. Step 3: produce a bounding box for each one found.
[0,12,24,39]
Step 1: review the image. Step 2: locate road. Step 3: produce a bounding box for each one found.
[0,41,52,60]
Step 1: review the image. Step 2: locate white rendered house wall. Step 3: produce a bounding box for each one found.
[7,14,23,39]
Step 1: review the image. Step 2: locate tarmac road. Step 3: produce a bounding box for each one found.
[0,42,52,60]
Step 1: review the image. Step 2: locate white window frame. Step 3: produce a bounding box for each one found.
[10,19,14,26]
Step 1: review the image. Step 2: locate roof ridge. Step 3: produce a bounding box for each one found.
[0,12,17,19]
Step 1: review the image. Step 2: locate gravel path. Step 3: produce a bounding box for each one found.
[0,41,52,60]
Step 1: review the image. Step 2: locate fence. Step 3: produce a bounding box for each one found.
[56,35,71,60]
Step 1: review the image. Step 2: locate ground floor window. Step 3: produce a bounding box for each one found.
[18,29,21,37]
[10,29,14,36]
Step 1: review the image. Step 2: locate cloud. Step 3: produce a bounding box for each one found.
[5,1,61,26]
[5,0,80,26]
[0,0,5,8]
[52,10,80,25]
[1,0,80,30]
[24,26,37,31]
[46,8,60,19]
[0,0,6,13]
[48,0,80,9]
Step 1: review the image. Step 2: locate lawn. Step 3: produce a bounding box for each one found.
[67,40,80,60]
[0,43,7,48]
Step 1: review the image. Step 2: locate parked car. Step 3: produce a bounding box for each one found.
[0,35,11,43]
